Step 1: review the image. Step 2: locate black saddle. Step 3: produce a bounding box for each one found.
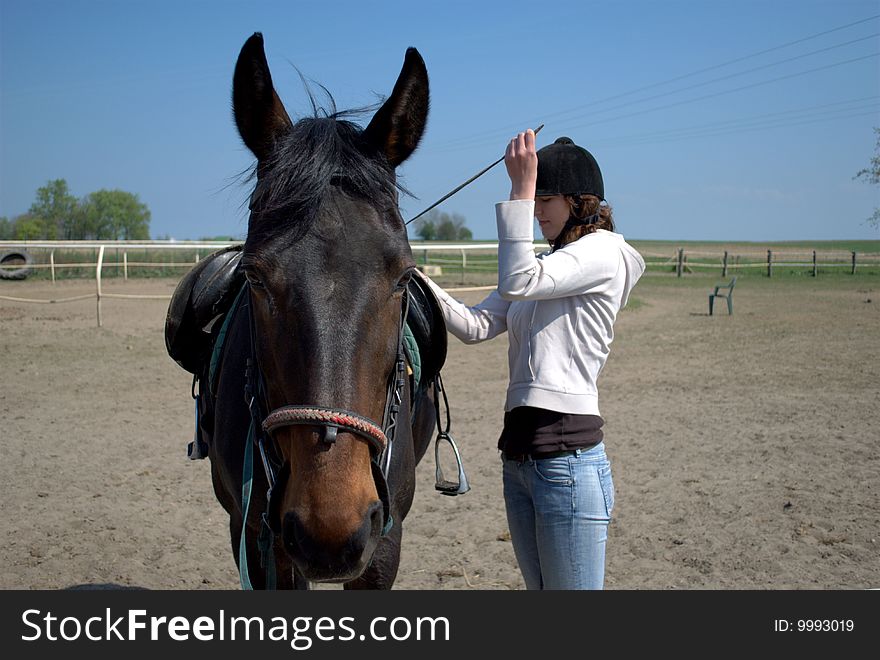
[165,245,244,375]
[405,273,447,390]
[164,247,447,387]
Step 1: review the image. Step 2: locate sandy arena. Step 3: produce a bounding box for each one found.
[1,272,878,589]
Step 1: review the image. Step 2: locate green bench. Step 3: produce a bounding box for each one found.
[709,277,737,315]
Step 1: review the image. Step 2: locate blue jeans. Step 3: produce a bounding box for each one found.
[502,442,614,590]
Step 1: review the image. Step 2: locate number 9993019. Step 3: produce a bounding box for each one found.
[797,619,854,632]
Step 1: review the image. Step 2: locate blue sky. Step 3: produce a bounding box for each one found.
[1,0,879,241]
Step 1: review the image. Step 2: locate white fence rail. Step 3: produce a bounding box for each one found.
[0,240,236,283]
[4,241,879,279]
[0,240,518,277]
[654,247,880,277]
[2,240,878,326]
[0,240,514,326]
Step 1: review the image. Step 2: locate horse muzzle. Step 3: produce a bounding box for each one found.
[281,499,384,582]
[267,449,391,583]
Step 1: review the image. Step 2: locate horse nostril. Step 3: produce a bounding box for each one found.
[282,511,308,557]
[367,500,385,535]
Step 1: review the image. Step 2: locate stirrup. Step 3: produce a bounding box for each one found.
[434,431,470,496]
[187,387,208,460]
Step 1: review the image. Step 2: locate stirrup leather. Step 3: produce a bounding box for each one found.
[432,373,470,495]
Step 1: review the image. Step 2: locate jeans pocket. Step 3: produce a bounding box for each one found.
[532,457,573,486]
[597,462,615,516]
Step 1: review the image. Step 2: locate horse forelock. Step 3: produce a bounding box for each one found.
[244,112,405,253]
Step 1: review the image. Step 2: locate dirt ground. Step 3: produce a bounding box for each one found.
[1,272,878,589]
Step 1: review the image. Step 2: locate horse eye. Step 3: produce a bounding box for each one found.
[395,271,413,292]
[329,173,343,186]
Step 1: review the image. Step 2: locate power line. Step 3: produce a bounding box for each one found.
[554,52,880,135]
[434,13,880,151]
[438,41,879,153]
[540,33,879,126]
[594,109,880,148]
[435,51,879,153]
[586,100,880,147]
[549,14,880,115]
[586,96,880,144]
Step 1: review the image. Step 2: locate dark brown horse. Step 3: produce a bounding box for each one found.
[204,33,438,589]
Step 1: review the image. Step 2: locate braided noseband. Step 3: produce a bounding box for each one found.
[262,405,388,456]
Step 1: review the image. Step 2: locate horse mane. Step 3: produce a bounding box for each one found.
[244,95,404,250]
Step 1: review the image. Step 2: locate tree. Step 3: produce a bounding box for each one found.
[11,213,43,240]
[414,214,437,240]
[199,235,239,242]
[29,179,78,239]
[414,209,472,241]
[450,213,471,241]
[854,127,880,228]
[79,190,151,239]
[11,182,152,239]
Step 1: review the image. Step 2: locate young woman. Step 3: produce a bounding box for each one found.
[419,130,645,589]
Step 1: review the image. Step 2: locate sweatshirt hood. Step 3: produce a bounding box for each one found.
[602,230,645,307]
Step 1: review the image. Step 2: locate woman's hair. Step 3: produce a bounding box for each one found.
[551,194,614,250]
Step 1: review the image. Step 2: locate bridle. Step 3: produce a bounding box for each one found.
[243,281,411,538]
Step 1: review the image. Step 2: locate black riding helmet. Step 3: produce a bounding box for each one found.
[535,137,604,201]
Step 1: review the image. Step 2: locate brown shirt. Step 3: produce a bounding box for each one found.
[497,406,604,455]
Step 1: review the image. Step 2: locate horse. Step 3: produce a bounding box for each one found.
[185,33,440,589]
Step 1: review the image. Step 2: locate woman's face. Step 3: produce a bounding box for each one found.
[534,195,569,241]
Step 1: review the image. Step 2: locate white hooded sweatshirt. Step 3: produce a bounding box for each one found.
[425,199,645,416]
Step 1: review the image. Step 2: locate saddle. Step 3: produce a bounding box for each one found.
[165,246,448,391]
[165,245,244,375]
[403,272,447,392]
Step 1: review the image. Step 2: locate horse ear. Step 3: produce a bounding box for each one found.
[363,48,429,168]
[233,33,292,161]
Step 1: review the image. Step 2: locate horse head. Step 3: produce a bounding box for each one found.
[232,33,428,582]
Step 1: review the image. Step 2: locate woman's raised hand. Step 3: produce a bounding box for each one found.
[505,129,538,201]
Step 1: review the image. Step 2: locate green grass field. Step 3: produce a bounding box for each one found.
[415,238,880,286]
[628,239,880,254]
[3,239,878,282]
[0,247,217,280]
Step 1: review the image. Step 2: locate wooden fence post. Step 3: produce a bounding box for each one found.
[677,248,684,278]
[50,250,56,284]
[767,250,772,278]
[852,251,857,275]
[812,250,817,277]
[722,251,728,278]
[96,245,105,328]
[123,252,128,281]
